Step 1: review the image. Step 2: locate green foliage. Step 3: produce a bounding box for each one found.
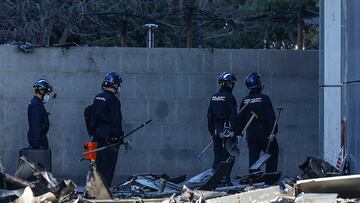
[0,0,319,49]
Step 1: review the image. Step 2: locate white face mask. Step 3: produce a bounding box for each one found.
[43,94,50,103]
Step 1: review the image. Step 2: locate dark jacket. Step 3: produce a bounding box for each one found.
[92,90,123,141]
[207,87,239,136]
[27,96,49,147]
[238,90,277,141]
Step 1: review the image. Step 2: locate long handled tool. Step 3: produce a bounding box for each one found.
[194,141,214,162]
[194,103,252,161]
[82,120,152,156]
[250,107,283,171]
[225,111,258,157]
[241,111,258,135]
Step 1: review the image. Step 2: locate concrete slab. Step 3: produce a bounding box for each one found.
[295,193,338,203]
[206,186,280,203]
[295,175,360,198]
[81,198,166,203]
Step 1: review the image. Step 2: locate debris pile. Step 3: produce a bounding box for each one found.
[1,156,78,202]
[1,156,360,202]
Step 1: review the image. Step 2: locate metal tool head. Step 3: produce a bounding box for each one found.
[276,107,284,111]
[250,111,258,118]
[249,153,271,170]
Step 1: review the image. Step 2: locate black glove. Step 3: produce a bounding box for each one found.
[106,136,124,145]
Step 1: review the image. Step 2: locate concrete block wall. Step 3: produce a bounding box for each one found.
[0,46,319,185]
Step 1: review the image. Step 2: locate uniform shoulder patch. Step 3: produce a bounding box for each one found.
[244,97,262,104]
[212,96,226,101]
[95,96,106,102]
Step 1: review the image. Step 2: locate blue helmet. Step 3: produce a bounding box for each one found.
[218,72,236,83]
[245,72,262,90]
[102,72,122,89]
[33,79,53,93]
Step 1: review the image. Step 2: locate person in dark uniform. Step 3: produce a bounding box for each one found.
[27,79,53,149]
[238,72,279,173]
[207,72,238,185]
[92,72,123,187]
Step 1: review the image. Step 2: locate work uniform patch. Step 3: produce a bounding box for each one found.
[244,97,262,104]
[95,96,106,101]
[212,96,226,101]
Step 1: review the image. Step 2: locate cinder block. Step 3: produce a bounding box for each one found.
[187,124,211,150]
[231,49,260,73]
[147,149,177,174]
[134,74,163,98]
[46,72,102,98]
[162,74,190,98]
[162,124,190,149]
[176,49,203,73]
[277,101,318,128]
[117,149,149,174]
[148,99,176,124]
[0,46,14,71]
[122,99,148,123]
[120,48,149,73]
[53,148,88,176]
[259,50,319,77]
[271,76,318,103]
[203,49,231,73]
[79,47,123,73]
[176,99,207,123]
[52,47,101,73]
[175,149,204,176]
[119,73,136,98]
[0,71,48,98]
[131,123,163,150]
[149,48,176,73]
[189,74,218,99]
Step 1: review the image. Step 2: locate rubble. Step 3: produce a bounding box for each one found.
[2,155,360,202]
[198,157,234,191]
[294,193,338,203]
[1,156,77,202]
[0,188,26,202]
[236,171,282,185]
[84,160,112,199]
[295,174,360,198]
[205,186,281,203]
[184,169,214,189]
[296,157,339,180]
[112,174,182,199]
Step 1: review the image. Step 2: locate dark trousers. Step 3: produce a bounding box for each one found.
[28,136,49,149]
[248,138,279,173]
[41,136,49,149]
[96,140,119,187]
[212,136,234,183]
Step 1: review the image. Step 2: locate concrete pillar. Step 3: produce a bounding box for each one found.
[321,0,342,166]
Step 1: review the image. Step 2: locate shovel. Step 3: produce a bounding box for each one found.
[225,111,258,157]
[250,107,283,171]
[194,102,250,161]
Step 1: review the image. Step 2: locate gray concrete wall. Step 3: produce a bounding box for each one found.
[0,46,319,185]
[342,0,360,173]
